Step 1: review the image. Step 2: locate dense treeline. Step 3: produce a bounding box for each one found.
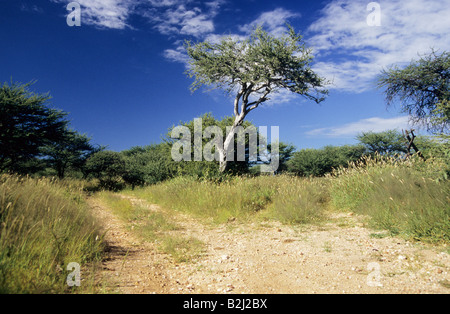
[1,81,448,191]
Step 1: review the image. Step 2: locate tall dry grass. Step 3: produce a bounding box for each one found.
[330,155,450,243]
[0,175,104,293]
[128,175,330,224]
[129,155,449,244]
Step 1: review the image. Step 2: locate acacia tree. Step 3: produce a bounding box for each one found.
[356,130,407,156]
[0,81,68,172]
[41,130,98,179]
[167,113,258,176]
[377,50,449,133]
[185,25,329,172]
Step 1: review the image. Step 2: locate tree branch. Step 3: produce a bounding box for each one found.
[245,88,271,113]
[234,88,244,117]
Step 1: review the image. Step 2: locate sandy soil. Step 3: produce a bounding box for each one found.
[88,196,450,294]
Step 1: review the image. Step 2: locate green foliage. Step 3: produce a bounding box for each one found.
[0,175,104,293]
[356,130,449,177]
[0,81,67,173]
[121,143,175,188]
[41,130,99,179]
[357,130,407,156]
[85,151,126,191]
[82,144,176,191]
[264,141,296,173]
[0,81,99,178]
[186,25,328,102]
[377,50,450,132]
[186,26,329,172]
[287,145,366,177]
[431,99,450,133]
[166,113,257,177]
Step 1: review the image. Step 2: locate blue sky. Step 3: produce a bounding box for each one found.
[1,0,449,151]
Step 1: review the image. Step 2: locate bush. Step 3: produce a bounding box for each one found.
[121,144,175,188]
[85,151,126,191]
[287,145,366,177]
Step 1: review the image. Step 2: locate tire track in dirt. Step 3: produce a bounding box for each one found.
[91,196,450,294]
[89,198,172,294]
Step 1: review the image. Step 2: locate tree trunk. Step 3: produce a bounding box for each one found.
[219,114,245,172]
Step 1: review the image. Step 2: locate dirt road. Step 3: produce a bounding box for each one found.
[89,196,449,294]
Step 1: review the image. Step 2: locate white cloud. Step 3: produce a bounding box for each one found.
[144,2,222,38]
[307,0,450,92]
[163,45,190,64]
[306,116,411,137]
[239,8,300,36]
[180,13,215,36]
[52,0,136,29]
[52,0,221,34]
[146,0,191,7]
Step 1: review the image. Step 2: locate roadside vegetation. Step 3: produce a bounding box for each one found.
[126,154,449,244]
[1,45,448,293]
[0,175,104,293]
[330,155,449,243]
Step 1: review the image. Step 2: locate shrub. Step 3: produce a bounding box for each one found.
[85,151,126,191]
[287,145,366,177]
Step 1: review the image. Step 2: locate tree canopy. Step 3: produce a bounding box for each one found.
[356,130,407,156]
[185,25,329,172]
[377,50,449,133]
[0,81,98,176]
[0,81,68,172]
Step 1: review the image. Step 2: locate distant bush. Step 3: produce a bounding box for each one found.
[356,130,407,156]
[287,145,366,177]
[0,81,99,178]
[85,151,126,191]
[121,144,175,188]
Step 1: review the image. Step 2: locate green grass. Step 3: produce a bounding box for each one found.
[330,155,450,243]
[96,192,146,222]
[128,175,330,225]
[159,236,205,263]
[265,176,330,225]
[97,192,205,263]
[4,154,444,293]
[0,175,105,294]
[128,155,449,244]
[128,175,327,224]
